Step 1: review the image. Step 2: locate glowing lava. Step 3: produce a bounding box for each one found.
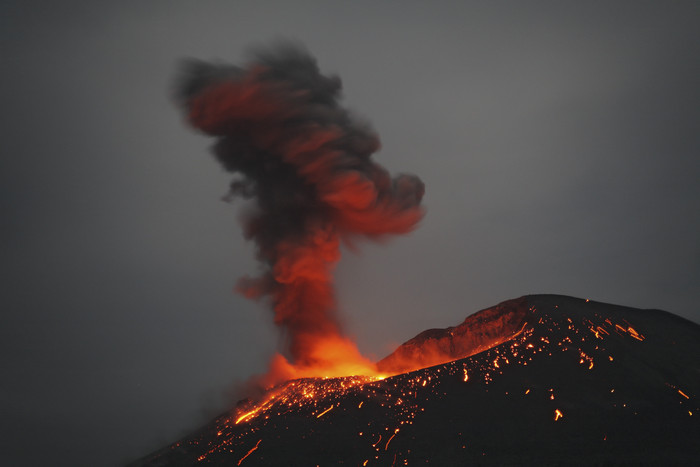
[176,44,424,387]
[134,295,700,466]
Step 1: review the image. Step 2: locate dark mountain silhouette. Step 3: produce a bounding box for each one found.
[131,295,700,465]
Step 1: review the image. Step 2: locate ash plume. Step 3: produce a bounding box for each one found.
[175,44,424,385]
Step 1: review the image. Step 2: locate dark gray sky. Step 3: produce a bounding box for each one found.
[2,1,699,465]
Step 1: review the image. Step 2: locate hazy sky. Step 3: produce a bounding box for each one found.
[2,1,699,465]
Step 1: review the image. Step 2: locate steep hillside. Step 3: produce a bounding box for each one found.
[131,295,700,465]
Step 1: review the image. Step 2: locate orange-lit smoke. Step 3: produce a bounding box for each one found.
[176,45,424,386]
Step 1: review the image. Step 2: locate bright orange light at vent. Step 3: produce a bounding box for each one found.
[184,301,662,464]
[258,336,387,388]
[182,46,425,392]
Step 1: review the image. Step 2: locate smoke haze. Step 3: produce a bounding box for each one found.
[176,44,424,384]
[3,2,699,466]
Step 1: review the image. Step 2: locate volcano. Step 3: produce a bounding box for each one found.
[131,295,700,465]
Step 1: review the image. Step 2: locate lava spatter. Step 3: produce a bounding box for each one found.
[132,295,700,465]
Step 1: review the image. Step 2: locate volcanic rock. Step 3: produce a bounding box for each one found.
[377,296,529,374]
[130,295,700,465]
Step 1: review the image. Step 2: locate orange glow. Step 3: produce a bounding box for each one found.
[678,389,689,399]
[378,307,527,375]
[236,407,262,424]
[260,337,386,388]
[180,301,660,463]
[385,429,399,450]
[588,324,609,339]
[186,54,426,391]
[612,324,645,342]
[316,404,334,418]
[237,439,261,466]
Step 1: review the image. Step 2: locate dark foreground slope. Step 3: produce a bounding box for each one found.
[131,295,700,465]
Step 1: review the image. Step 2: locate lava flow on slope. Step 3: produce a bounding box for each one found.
[132,295,700,465]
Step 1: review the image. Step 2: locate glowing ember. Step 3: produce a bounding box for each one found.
[385,428,399,450]
[316,404,334,418]
[237,440,261,466]
[235,407,261,425]
[137,296,700,466]
[218,299,658,460]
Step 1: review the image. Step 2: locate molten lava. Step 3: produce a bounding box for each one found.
[176,44,424,385]
[134,295,700,466]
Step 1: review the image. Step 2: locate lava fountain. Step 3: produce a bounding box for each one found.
[175,44,424,386]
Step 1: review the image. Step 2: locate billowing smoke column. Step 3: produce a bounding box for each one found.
[176,44,424,385]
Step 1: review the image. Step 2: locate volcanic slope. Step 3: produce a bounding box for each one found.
[132,295,700,465]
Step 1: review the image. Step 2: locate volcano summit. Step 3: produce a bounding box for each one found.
[132,295,700,465]
[160,44,699,465]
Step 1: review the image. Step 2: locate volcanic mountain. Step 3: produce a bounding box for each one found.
[131,295,700,465]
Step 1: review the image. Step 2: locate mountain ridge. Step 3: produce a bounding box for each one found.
[131,294,700,465]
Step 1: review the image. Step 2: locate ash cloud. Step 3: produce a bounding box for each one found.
[175,43,424,384]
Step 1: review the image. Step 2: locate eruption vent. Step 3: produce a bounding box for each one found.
[176,45,424,385]
[132,295,700,466]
